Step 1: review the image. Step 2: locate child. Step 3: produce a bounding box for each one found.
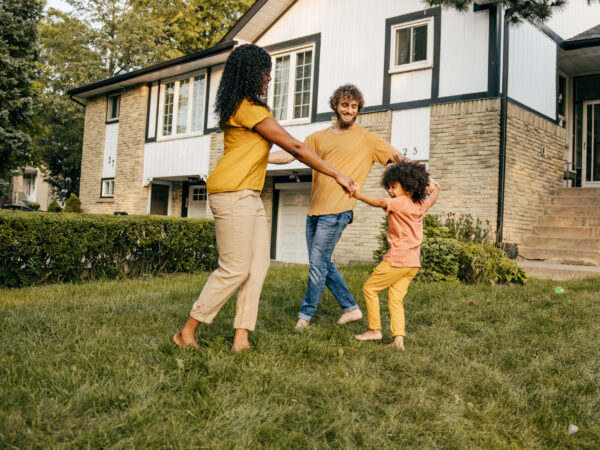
[353,161,440,350]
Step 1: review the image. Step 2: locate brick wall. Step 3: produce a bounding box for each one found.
[79,96,112,213]
[502,103,566,243]
[335,111,393,264]
[429,98,501,237]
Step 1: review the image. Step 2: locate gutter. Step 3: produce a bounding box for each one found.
[496,12,509,245]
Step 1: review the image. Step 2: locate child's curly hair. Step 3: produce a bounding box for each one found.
[381,161,430,203]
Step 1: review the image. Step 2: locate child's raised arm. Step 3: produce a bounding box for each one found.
[354,188,387,209]
[427,178,441,206]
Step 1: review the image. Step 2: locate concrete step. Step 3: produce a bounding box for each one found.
[532,225,600,238]
[537,215,600,227]
[544,205,600,216]
[522,235,600,250]
[517,260,600,280]
[519,246,600,266]
[549,196,600,206]
[555,187,600,197]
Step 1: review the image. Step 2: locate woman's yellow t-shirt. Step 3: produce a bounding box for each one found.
[206,99,273,193]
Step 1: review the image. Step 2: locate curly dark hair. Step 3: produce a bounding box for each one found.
[215,44,271,128]
[381,160,430,203]
[328,84,364,112]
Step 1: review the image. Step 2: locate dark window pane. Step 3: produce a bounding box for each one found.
[412,25,428,62]
[594,104,600,182]
[395,28,410,65]
[586,104,592,181]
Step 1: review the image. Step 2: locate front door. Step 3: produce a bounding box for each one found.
[188,185,208,218]
[276,186,311,264]
[150,183,170,215]
[583,101,600,186]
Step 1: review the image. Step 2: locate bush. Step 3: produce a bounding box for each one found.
[374,214,527,285]
[0,211,218,287]
[63,193,82,213]
[47,201,62,213]
[28,202,40,211]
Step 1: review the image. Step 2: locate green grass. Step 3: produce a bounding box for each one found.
[1,266,599,448]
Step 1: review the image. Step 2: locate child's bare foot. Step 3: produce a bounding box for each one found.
[385,336,405,351]
[231,328,252,352]
[173,330,199,349]
[338,309,363,324]
[354,329,383,341]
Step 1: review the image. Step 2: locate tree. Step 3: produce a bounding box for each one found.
[0,0,43,200]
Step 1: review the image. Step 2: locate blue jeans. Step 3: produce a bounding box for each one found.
[298,211,358,321]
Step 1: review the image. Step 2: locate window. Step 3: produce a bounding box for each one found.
[390,18,433,73]
[23,173,36,197]
[159,71,206,138]
[102,178,115,197]
[191,186,207,201]
[107,94,120,122]
[558,74,567,128]
[269,47,314,122]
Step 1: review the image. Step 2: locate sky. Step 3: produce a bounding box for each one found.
[44,0,72,13]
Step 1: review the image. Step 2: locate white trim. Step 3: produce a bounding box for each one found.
[389,17,434,74]
[101,178,115,198]
[106,93,120,122]
[274,181,312,190]
[582,100,600,187]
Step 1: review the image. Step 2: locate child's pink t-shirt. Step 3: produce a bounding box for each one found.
[383,195,434,268]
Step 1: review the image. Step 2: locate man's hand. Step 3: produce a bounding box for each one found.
[390,151,407,164]
[336,173,357,197]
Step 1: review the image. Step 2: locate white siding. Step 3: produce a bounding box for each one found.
[267,121,330,172]
[147,82,159,140]
[438,8,489,97]
[206,65,223,129]
[143,135,211,181]
[390,71,432,103]
[391,108,430,161]
[103,123,118,178]
[255,0,427,112]
[508,21,557,119]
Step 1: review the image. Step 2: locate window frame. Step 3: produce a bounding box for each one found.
[101,178,115,198]
[268,44,316,126]
[191,185,207,202]
[558,72,568,129]
[157,69,208,141]
[389,17,434,74]
[106,93,121,123]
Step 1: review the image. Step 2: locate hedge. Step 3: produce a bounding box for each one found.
[0,211,218,287]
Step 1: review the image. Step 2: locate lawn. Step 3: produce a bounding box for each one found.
[1,265,598,448]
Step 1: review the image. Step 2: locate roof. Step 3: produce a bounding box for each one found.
[564,24,600,50]
[68,40,235,99]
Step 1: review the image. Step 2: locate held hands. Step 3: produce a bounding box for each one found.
[336,173,358,197]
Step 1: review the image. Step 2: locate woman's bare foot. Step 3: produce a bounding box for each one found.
[173,316,200,349]
[231,328,252,352]
[338,308,363,324]
[385,335,405,351]
[354,329,383,341]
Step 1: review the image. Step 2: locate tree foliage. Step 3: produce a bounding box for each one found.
[0,0,43,199]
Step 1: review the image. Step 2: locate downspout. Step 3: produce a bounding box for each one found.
[496,12,509,245]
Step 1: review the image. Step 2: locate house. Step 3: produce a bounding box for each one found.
[8,167,58,211]
[68,0,600,274]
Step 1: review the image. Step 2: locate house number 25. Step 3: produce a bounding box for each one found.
[402,147,418,156]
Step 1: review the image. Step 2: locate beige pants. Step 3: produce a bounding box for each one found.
[190,190,270,330]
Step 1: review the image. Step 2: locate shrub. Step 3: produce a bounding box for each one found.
[459,243,527,285]
[28,202,40,211]
[47,201,62,213]
[416,236,461,282]
[63,193,82,213]
[0,211,218,287]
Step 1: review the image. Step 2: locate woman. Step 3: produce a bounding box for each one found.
[173,44,356,351]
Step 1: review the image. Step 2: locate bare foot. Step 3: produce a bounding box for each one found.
[295,318,310,331]
[385,336,405,351]
[173,330,199,349]
[231,328,252,352]
[354,329,382,341]
[337,309,363,325]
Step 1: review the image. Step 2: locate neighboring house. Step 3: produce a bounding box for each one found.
[69,0,600,271]
[9,167,57,211]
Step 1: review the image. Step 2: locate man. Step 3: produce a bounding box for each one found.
[270,84,403,330]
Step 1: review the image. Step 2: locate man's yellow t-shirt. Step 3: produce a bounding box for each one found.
[306,125,396,216]
[206,99,273,193]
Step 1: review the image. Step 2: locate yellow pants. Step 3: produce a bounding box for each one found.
[363,261,418,337]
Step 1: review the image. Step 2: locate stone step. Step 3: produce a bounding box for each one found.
[519,246,600,266]
[517,260,600,280]
[555,187,600,197]
[549,196,600,206]
[522,235,600,250]
[537,215,600,227]
[544,205,600,216]
[532,225,600,238]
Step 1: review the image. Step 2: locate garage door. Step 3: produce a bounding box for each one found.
[276,186,311,264]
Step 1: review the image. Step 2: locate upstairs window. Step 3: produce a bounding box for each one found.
[270,46,314,123]
[390,17,433,73]
[158,70,207,139]
[107,93,120,122]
